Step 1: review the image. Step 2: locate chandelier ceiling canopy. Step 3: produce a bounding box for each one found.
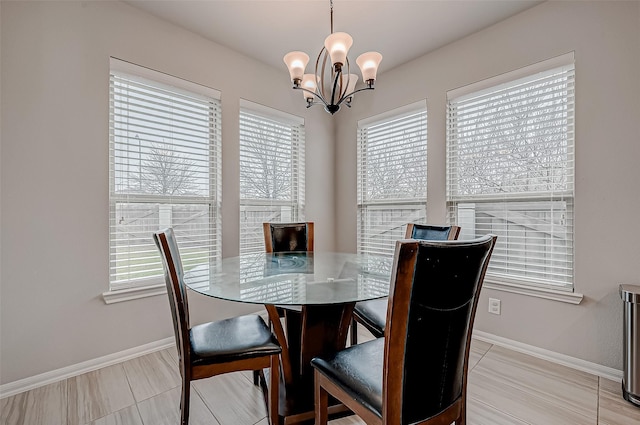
[283,0,383,115]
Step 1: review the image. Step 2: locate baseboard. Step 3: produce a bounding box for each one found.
[473,330,623,382]
[1,330,624,399]
[0,337,174,399]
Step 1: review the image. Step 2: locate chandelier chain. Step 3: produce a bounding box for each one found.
[330,0,334,34]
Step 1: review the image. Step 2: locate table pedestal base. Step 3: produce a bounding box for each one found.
[265,303,355,425]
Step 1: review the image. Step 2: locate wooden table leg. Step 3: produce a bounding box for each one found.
[265,303,355,424]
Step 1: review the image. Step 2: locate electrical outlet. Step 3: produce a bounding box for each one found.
[488,298,501,315]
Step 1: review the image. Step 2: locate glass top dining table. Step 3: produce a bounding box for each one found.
[183,251,392,306]
[183,251,393,424]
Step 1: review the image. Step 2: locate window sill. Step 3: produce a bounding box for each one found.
[102,283,167,304]
[483,279,583,305]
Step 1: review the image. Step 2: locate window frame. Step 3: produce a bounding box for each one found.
[238,100,305,256]
[446,53,581,302]
[357,100,428,257]
[104,58,222,303]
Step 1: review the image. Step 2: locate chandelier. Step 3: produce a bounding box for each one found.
[283,0,382,115]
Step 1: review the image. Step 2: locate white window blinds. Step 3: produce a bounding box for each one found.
[357,102,427,257]
[447,55,575,289]
[239,102,305,255]
[109,59,221,290]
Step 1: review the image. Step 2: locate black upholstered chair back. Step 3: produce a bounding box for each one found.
[153,228,190,376]
[405,223,461,241]
[384,235,496,424]
[348,224,462,345]
[264,222,314,253]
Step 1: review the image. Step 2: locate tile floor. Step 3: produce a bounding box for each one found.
[1,331,639,425]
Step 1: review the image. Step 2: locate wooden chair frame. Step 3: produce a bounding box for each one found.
[154,230,280,425]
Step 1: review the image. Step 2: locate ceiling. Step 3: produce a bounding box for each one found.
[126,0,543,75]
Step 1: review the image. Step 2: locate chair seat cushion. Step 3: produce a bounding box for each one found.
[353,298,387,338]
[311,338,384,419]
[190,314,281,366]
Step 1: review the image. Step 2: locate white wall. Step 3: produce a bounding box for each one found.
[335,0,640,369]
[1,0,638,386]
[0,1,335,384]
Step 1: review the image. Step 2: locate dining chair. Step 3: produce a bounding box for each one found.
[254,222,315,385]
[312,235,496,425]
[153,228,281,425]
[263,222,314,253]
[350,224,461,344]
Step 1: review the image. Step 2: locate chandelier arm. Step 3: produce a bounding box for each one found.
[335,86,375,107]
[317,48,329,101]
[293,86,329,106]
[343,58,351,99]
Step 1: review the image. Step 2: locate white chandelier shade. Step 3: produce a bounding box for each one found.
[324,32,353,67]
[283,51,310,83]
[301,74,317,101]
[356,52,383,83]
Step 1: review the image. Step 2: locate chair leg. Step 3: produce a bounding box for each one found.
[458,399,466,425]
[180,379,190,425]
[258,369,269,409]
[350,317,358,345]
[314,370,329,425]
[257,306,274,387]
[269,354,280,425]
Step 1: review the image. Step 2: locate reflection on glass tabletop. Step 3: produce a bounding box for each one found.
[183,251,392,305]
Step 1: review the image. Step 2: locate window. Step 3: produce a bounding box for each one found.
[357,101,428,257]
[108,58,221,294]
[239,101,305,255]
[446,53,575,290]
